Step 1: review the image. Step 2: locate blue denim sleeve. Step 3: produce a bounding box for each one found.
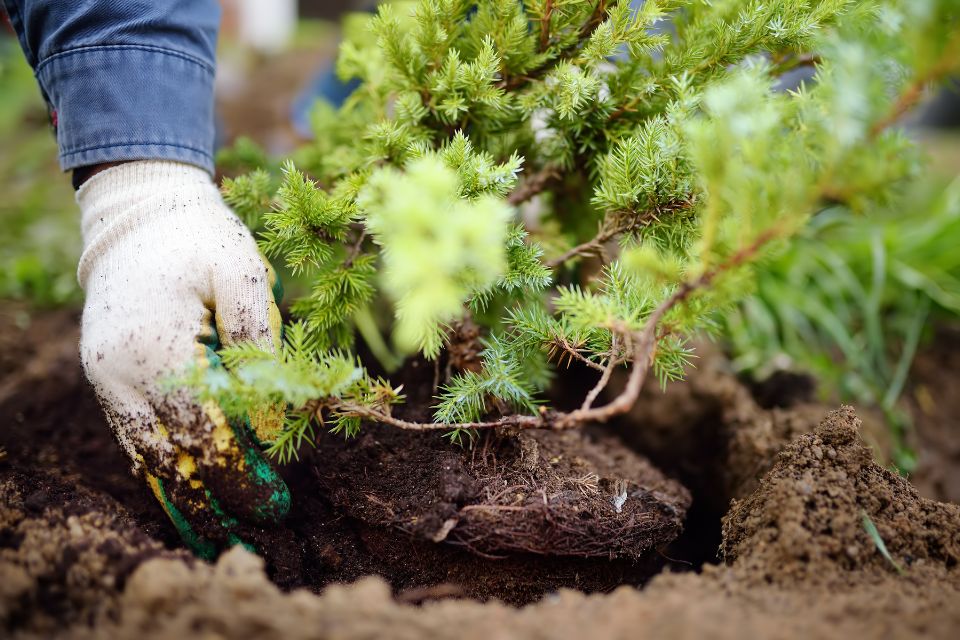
[2,1,220,173]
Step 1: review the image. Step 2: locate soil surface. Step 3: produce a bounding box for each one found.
[906,326,960,503]
[0,304,690,605]
[2,304,960,638]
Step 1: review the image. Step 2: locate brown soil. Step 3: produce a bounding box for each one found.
[307,426,689,558]
[907,326,960,503]
[0,304,690,606]
[612,341,911,567]
[723,406,960,583]
[3,305,960,638]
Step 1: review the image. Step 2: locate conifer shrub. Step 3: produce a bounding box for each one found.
[209,0,960,461]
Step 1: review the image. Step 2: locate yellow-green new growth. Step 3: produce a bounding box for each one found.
[360,156,514,357]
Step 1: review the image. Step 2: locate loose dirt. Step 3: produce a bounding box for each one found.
[2,305,960,638]
[906,326,960,503]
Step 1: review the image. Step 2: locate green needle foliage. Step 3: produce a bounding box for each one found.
[205,0,960,462]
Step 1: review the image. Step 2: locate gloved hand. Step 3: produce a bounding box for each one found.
[77,160,290,559]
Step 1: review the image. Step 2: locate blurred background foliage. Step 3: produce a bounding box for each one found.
[0,40,80,307]
[727,175,960,470]
[724,72,960,471]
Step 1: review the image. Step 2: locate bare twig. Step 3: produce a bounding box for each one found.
[547,229,615,269]
[343,229,367,268]
[547,197,694,269]
[539,0,554,52]
[581,334,620,410]
[549,334,607,372]
[608,95,642,122]
[330,399,545,431]
[508,166,560,206]
[769,52,821,77]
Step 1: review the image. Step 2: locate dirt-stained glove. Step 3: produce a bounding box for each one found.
[76,160,290,559]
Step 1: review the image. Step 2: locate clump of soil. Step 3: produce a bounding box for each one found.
[308,427,689,559]
[610,341,915,568]
[724,406,960,585]
[0,470,187,634]
[263,424,690,604]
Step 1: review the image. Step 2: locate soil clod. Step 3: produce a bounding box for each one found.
[308,427,691,560]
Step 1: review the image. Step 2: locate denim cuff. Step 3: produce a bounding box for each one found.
[36,44,216,174]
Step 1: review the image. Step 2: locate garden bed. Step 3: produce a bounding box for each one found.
[2,304,960,638]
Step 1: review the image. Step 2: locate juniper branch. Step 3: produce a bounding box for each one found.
[327,226,782,434]
[497,0,611,91]
[548,197,695,268]
[869,29,960,138]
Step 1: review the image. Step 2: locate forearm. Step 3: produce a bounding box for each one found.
[1,0,221,175]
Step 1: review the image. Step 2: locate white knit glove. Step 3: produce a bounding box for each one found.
[77,161,289,557]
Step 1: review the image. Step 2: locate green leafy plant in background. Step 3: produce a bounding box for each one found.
[209,0,960,462]
[0,41,81,307]
[727,180,960,471]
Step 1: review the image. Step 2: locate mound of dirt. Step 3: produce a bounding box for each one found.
[611,342,921,567]
[0,469,187,635]
[723,405,960,586]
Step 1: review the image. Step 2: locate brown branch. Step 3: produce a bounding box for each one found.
[343,229,367,268]
[609,95,641,122]
[539,0,554,52]
[869,31,960,138]
[549,226,781,428]
[870,82,926,139]
[549,335,606,372]
[581,334,620,411]
[497,0,610,91]
[507,166,560,206]
[331,400,544,431]
[546,226,618,269]
[579,0,609,42]
[547,197,694,269]
[769,52,821,77]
